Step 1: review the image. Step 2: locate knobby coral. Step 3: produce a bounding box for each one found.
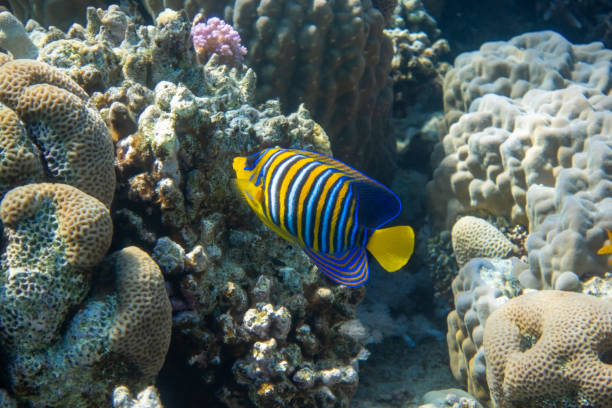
[191,15,247,65]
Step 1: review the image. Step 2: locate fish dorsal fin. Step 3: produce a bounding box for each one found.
[352,180,401,229]
[292,149,401,229]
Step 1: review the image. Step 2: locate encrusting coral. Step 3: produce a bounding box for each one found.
[446,257,525,403]
[484,290,612,408]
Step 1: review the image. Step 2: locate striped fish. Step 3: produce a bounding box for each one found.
[233,147,414,286]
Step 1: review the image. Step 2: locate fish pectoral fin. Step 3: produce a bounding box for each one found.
[302,246,369,286]
[233,156,250,180]
[234,179,263,207]
[366,225,414,272]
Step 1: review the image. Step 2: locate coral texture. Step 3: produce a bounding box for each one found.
[109,246,173,376]
[0,102,45,196]
[232,0,396,182]
[483,290,612,408]
[190,16,246,64]
[451,216,516,267]
[372,0,399,23]
[387,0,450,116]
[428,31,612,290]
[0,58,116,207]
[0,183,112,352]
[446,258,525,402]
[0,11,38,58]
[113,385,165,408]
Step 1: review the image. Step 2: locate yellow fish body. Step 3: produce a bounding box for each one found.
[233,147,414,286]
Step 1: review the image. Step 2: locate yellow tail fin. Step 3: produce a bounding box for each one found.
[366,225,415,272]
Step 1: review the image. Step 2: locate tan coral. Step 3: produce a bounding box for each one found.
[0,59,115,206]
[0,59,88,108]
[451,216,516,267]
[14,83,116,206]
[109,246,172,376]
[1,183,113,269]
[0,52,11,66]
[483,290,612,408]
[0,103,45,196]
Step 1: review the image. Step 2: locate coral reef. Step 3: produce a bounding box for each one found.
[108,246,173,376]
[451,216,516,267]
[190,15,246,65]
[387,0,450,115]
[231,0,396,182]
[445,258,525,403]
[484,290,612,408]
[141,0,232,20]
[0,183,171,407]
[0,57,116,206]
[0,11,37,58]
[420,388,484,408]
[428,31,612,290]
[0,183,112,352]
[22,5,373,406]
[440,30,610,132]
[113,385,165,408]
[373,0,399,24]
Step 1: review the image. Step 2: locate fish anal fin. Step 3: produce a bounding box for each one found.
[303,246,369,286]
[366,225,414,272]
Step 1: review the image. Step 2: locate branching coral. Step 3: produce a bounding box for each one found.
[190,15,246,65]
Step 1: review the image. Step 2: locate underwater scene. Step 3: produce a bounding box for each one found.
[0,0,610,407]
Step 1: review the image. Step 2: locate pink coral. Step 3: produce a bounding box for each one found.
[190,16,247,64]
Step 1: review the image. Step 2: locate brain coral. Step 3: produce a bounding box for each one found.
[108,246,173,376]
[451,216,516,267]
[0,183,112,351]
[0,103,45,196]
[0,58,115,207]
[483,290,612,408]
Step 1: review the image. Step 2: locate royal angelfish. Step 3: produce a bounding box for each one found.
[233,147,415,286]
